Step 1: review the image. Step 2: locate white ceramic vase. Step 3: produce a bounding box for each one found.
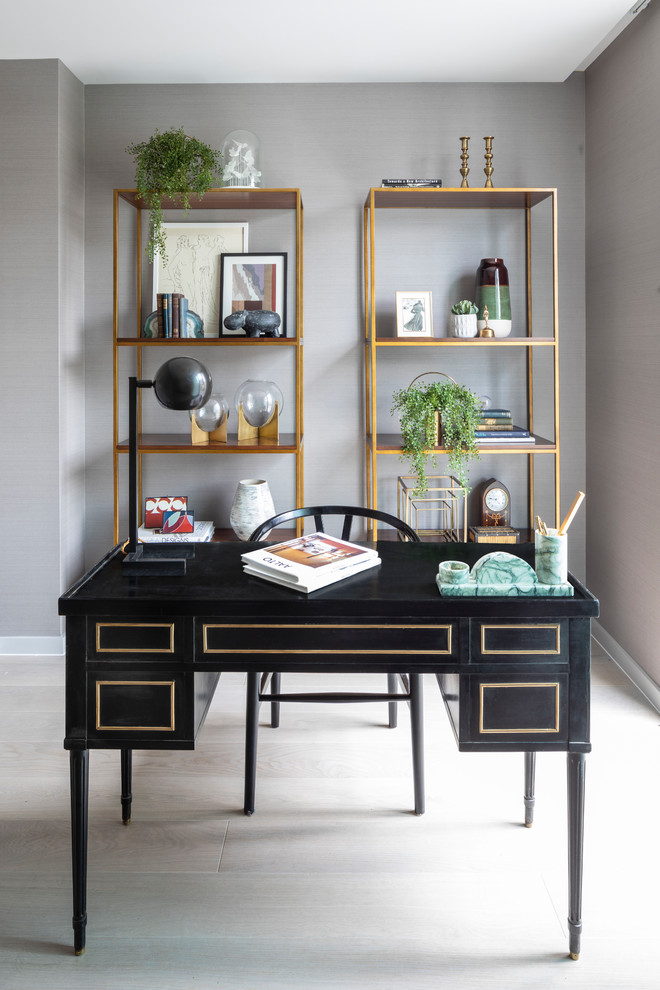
[230,478,275,540]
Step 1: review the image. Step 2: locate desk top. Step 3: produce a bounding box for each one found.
[59,542,599,621]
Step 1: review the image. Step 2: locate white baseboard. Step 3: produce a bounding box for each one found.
[592,620,660,715]
[0,636,65,656]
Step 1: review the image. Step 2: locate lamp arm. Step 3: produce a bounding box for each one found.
[127,377,154,553]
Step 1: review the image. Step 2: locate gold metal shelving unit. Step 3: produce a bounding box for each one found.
[112,187,304,543]
[363,186,560,537]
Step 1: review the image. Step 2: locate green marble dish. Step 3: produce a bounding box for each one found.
[436,551,574,597]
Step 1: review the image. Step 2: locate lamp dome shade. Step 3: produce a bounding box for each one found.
[152,357,212,410]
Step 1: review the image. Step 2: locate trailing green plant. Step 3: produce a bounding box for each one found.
[451,299,478,315]
[126,127,223,263]
[391,376,481,494]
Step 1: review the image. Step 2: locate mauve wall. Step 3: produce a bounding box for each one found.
[83,78,587,572]
[0,67,588,642]
[586,3,660,690]
[0,60,84,647]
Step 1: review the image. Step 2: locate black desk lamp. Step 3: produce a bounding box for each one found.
[123,356,212,575]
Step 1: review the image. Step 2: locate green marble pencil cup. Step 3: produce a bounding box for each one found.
[535,528,567,585]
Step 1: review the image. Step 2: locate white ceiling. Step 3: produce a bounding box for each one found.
[0,1,648,85]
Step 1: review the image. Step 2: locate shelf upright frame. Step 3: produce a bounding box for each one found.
[112,188,304,544]
[363,186,560,540]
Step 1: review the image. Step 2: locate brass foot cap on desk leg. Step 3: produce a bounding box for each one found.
[524,821,533,828]
[570,952,580,960]
[74,948,85,956]
[122,818,131,825]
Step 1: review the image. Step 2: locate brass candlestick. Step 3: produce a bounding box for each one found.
[459,136,470,188]
[483,136,494,187]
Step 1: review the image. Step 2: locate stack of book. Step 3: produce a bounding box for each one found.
[138,519,215,543]
[156,292,188,338]
[475,408,535,444]
[241,533,381,593]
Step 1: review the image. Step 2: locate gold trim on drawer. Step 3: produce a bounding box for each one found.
[480,624,560,655]
[202,623,452,655]
[95,680,176,731]
[479,682,560,734]
[95,622,175,654]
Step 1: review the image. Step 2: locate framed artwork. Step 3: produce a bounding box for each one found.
[395,291,433,338]
[220,252,287,336]
[152,222,249,337]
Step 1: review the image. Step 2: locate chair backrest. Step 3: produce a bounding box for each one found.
[249,505,420,542]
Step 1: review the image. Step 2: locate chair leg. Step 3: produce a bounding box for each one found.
[409,673,425,815]
[244,671,260,816]
[387,672,398,728]
[270,672,281,728]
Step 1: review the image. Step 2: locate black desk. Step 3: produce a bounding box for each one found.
[59,541,598,958]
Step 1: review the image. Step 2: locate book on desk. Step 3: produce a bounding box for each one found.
[242,532,381,593]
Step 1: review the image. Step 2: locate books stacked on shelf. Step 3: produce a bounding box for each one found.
[241,532,381,594]
[138,519,215,543]
[469,526,520,544]
[381,178,443,188]
[475,410,535,444]
[155,293,188,338]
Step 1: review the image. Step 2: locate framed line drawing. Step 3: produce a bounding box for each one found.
[395,291,433,338]
[220,253,287,336]
[153,222,249,337]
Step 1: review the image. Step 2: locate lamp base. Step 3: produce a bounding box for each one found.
[122,543,195,576]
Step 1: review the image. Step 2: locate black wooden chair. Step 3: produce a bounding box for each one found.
[245,505,424,816]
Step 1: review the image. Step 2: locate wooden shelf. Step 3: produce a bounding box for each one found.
[366,187,555,210]
[370,337,555,347]
[117,336,298,347]
[371,434,556,454]
[116,187,301,211]
[117,433,301,454]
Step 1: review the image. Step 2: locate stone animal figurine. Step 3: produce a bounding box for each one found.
[223,310,282,337]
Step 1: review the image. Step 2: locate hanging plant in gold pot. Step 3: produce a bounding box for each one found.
[391,372,481,495]
[126,126,223,263]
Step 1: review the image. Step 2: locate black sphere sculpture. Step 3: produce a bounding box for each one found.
[152,356,212,410]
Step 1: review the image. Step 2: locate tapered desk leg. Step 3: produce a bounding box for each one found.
[524,752,536,827]
[387,672,398,728]
[567,752,586,959]
[409,673,425,816]
[244,671,259,816]
[120,749,133,824]
[69,749,89,955]
[270,673,281,728]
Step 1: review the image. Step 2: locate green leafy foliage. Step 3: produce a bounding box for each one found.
[451,299,478,315]
[126,127,223,263]
[391,379,481,494]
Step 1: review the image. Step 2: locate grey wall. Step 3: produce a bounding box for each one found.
[0,60,84,648]
[0,66,588,643]
[586,4,660,689]
[83,78,587,573]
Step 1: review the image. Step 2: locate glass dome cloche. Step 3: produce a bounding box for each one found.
[234,379,283,428]
[220,130,262,188]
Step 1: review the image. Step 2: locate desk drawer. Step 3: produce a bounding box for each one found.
[86,671,219,744]
[439,673,568,747]
[470,621,567,663]
[89,617,190,661]
[200,621,456,660]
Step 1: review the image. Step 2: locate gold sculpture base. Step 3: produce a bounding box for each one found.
[237,404,279,442]
[191,418,228,444]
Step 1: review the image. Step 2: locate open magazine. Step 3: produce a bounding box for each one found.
[241,532,380,592]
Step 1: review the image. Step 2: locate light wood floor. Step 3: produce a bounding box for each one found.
[1,642,659,989]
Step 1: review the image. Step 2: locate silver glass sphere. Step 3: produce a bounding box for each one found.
[234,379,283,428]
[192,394,229,432]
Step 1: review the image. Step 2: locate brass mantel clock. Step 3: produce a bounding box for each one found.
[480,478,511,527]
